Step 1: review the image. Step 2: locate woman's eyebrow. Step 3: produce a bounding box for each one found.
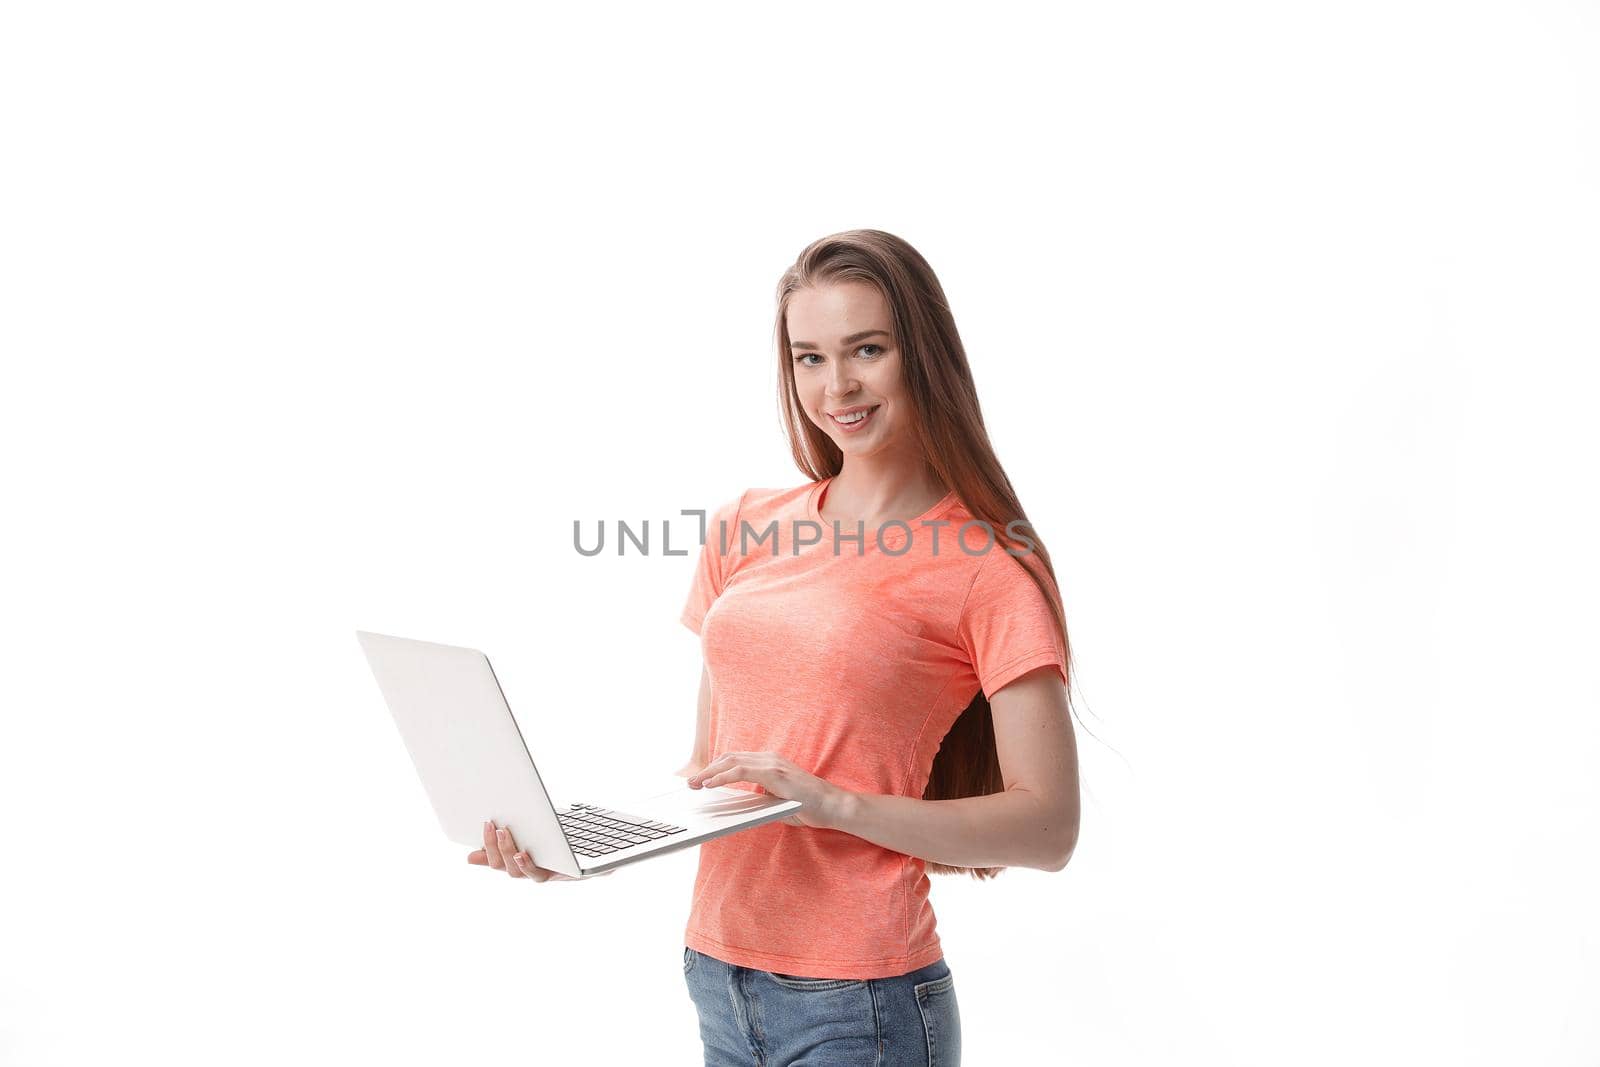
[790,329,891,351]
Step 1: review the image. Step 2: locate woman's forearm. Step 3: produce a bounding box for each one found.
[829,786,1075,872]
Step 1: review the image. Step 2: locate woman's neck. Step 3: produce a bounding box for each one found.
[821,455,947,526]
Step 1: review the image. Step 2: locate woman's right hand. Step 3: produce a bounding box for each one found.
[467,819,613,882]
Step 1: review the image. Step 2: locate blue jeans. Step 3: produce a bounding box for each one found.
[683,946,962,1066]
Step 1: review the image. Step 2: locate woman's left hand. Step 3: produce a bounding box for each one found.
[687,751,853,831]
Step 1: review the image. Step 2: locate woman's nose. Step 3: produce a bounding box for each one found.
[827,364,859,395]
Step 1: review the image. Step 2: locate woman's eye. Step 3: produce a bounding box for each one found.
[793,345,881,365]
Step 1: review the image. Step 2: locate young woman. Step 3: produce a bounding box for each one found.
[473,230,1080,1067]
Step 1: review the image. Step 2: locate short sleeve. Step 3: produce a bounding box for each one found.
[957,550,1068,699]
[679,490,747,635]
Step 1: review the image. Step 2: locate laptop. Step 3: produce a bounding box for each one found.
[356,630,802,879]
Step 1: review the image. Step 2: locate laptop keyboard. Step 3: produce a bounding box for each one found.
[557,802,688,858]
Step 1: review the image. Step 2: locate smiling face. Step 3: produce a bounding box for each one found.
[786,281,916,460]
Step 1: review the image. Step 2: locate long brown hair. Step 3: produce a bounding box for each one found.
[774,228,1079,880]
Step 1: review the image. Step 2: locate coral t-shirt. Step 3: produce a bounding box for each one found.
[678,477,1068,980]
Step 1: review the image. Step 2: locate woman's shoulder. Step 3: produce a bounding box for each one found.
[689,483,815,550]
[741,481,813,512]
[710,481,816,524]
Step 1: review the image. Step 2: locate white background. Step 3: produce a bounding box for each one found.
[3,2,1596,1064]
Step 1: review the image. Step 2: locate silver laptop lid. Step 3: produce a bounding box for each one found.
[356,630,582,878]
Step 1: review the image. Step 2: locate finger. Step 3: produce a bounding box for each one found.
[688,756,728,787]
[692,753,732,778]
[697,761,745,790]
[496,828,525,876]
[483,821,505,870]
[513,851,561,882]
[467,849,489,865]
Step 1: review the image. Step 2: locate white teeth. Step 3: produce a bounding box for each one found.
[835,407,874,424]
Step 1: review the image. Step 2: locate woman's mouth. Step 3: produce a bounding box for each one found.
[829,405,880,433]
